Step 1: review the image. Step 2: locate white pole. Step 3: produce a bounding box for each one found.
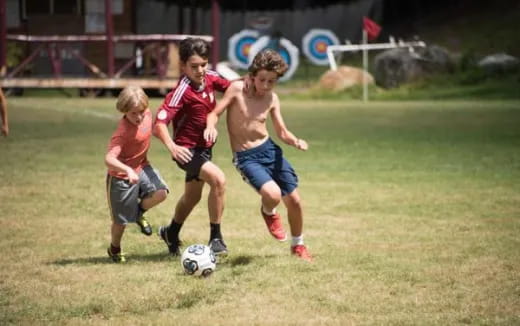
[325,39,426,75]
[326,47,338,71]
[362,30,368,102]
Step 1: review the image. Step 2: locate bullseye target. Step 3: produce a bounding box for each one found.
[302,29,340,66]
[248,36,299,82]
[228,29,260,70]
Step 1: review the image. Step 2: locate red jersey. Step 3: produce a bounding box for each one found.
[155,70,230,148]
[107,109,152,179]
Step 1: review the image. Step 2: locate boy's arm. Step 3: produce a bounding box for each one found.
[204,82,239,143]
[270,93,308,151]
[153,122,193,164]
[0,90,8,136]
[104,148,140,184]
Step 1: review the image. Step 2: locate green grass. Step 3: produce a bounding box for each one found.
[1,98,520,325]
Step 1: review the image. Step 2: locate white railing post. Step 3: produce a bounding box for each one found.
[326,37,426,101]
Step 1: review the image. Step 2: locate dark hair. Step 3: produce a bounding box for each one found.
[179,38,210,62]
[248,49,288,77]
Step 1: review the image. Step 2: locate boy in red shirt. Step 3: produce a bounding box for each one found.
[106,86,169,263]
[154,38,230,256]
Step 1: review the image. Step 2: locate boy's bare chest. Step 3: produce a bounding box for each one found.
[237,96,271,122]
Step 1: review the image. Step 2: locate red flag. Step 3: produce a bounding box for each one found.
[363,16,381,41]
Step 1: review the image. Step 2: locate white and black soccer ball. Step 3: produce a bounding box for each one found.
[180,244,216,277]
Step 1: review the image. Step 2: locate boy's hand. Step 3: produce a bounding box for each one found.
[1,124,8,137]
[171,144,193,164]
[126,168,139,184]
[203,127,218,144]
[296,139,308,151]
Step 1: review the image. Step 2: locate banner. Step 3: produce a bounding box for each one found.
[363,16,381,41]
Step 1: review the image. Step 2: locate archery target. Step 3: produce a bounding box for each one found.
[247,36,299,82]
[302,29,340,65]
[228,29,260,70]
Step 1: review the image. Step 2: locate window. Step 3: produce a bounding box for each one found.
[25,0,50,14]
[23,0,82,16]
[54,0,81,14]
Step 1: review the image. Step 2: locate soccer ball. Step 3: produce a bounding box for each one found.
[180,244,216,277]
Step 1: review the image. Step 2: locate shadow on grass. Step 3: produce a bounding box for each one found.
[228,254,254,266]
[216,253,280,267]
[51,253,281,267]
[50,252,172,266]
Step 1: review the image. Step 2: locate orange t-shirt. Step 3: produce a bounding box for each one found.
[107,109,152,179]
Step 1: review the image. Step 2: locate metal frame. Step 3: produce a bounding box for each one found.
[1,33,213,89]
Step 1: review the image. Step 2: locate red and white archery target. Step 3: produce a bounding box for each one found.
[228,29,260,70]
[302,29,340,66]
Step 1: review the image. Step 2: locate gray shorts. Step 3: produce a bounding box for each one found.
[106,165,169,225]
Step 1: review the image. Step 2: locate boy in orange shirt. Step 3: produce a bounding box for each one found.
[105,86,169,263]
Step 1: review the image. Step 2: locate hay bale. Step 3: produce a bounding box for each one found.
[318,66,374,91]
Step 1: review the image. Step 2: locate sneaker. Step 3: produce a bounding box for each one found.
[158,225,182,256]
[136,215,153,236]
[107,247,126,263]
[291,244,313,262]
[209,238,228,256]
[260,208,287,241]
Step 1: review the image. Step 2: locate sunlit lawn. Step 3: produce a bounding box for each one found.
[1,97,519,325]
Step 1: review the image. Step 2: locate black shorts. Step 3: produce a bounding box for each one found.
[175,147,212,182]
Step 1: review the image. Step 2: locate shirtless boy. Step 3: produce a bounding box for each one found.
[204,49,312,262]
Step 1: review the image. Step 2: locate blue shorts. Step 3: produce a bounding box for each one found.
[233,138,298,196]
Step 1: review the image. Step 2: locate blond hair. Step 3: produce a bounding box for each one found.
[116,86,149,113]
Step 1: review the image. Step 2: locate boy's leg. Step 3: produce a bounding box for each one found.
[259,181,287,241]
[199,161,228,255]
[140,189,168,210]
[137,190,167,236]
[108,222,126,263]
[282,189,303,237]
[137,166,169,235]
[259,181,282,213]
[110,222,126,248]
[159,180,203,255]
[282,189,312,262]
[173,180,204,224]
[106,174,139,260]
[199,161,225,225]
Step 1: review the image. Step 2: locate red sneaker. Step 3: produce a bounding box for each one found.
[261,208,287,241]
[291,245,313,262]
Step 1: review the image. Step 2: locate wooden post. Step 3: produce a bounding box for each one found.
[0,0,6,75]
[105,0,114,77]
[211,0,220,70]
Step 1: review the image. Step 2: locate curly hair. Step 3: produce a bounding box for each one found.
[248,49,288,78]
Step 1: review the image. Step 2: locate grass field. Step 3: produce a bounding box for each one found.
[1,97,519,325]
